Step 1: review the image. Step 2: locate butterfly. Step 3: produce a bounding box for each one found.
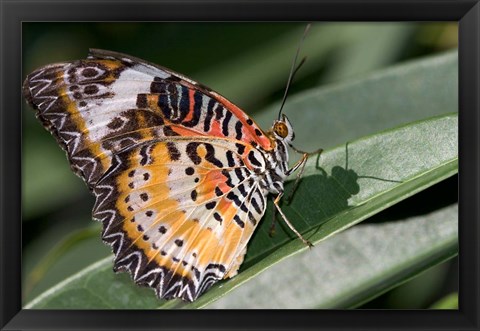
[23,45,317,302]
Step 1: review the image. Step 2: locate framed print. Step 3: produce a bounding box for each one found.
[1,1,479,330]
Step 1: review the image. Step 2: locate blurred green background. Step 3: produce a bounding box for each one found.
[22,22,458,308]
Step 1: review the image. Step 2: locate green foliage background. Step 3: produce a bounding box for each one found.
[22,22,458,309]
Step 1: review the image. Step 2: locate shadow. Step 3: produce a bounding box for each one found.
[244,143,362,268]
[244,141,408,268]
[361,174,458,225]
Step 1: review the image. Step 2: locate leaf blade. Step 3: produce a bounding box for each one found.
[25,114,458,309]
[207,204,458,309]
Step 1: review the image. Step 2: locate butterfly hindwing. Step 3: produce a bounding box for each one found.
[93,137,266,301]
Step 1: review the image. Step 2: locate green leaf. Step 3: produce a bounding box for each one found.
[376,257,453,309]
[429,292,458,309]
[22,131,86,219]
[198,23,415,110]
[25,113,457,309]
[23,223,109,303]
[207,203,458,308]
[317,24,415,83]
[255,50,457,151]
[187,113,458,309]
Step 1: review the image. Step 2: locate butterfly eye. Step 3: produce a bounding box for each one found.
[274,122,289,138]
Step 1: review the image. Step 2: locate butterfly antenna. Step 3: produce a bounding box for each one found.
[278,23,311,120]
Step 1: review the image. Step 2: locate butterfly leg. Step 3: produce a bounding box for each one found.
[285,153,308,203]
[273,193,313,248]
[285,148,323,203]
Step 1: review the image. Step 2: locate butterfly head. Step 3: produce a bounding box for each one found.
[272,114,295,144]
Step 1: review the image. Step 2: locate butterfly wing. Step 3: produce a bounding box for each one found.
[93,136,267,301]
[23,50,273,301]
[23,49,274,188]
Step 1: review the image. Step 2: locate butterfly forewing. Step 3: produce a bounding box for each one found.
[23,49,275,301]
[23,49,273,188]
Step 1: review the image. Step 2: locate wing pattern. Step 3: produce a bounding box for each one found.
[93,137,267,301]
[23,49,273,188]
[23,50,274,301]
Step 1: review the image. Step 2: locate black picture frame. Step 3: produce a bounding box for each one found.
[1,0,478,330]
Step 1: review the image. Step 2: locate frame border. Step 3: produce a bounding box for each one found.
[1,0,478,330]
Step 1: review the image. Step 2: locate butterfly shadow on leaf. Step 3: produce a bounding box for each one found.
[241,141,404,270]
[240,144,361,269]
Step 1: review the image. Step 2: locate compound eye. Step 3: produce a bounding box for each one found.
[274,122,289,138]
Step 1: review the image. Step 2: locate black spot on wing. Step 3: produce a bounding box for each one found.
[240,203,249,213]
[82,67,98,77]
[222,169,234,188]
[136,94,147,108]
[84,84,99,95]
[234,168,245,182]
[233,215,245,228]
[152,79,171,119]
[248,150,262,168]
[204,99,215,132]
[205,201,216,210]
[185,167,195,176]
[191,190,198,201]
[238,183,247,197]
[177,85,190,122]
[213,212,223,224]
[235,143,245,155]
[186,142,201,165]
[150,77,165,94]
[235,121,243,140]
[251,197,262,214]
[139,145,152,166]
[214,105,224,120]
[204,143,223,168]
[175,239,184,247]
[166,142,181,161]
[227,191,242,207]
[167,75,182,83]
[106,117,123,130]
[183,90,202,127]
[222,110,232,136]
[226,150,235,167]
